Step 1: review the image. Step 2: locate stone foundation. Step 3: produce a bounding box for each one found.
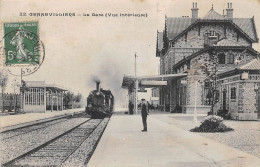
[183,105,210,114]
[231,112,258,120]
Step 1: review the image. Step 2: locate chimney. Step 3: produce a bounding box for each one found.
[191,2,199,20]
[226,3,234,19]
[96,81,100,93]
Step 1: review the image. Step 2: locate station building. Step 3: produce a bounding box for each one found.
[21,81,66,113]
[122,3,260,120]
[150,87,159,106]
[156,3,260,120]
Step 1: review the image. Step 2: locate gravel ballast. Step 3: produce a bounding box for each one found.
[60,118,110,167]
[0,117,89,164]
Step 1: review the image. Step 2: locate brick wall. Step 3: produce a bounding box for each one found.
[242,82,257,117]
[190,51,255,73]
[158,20,257,116]
[216,76,260,120]
[174,23,251,50]
[167,23,252,68]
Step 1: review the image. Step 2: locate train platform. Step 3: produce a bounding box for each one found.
[0,108,84,131]
[87,111,260,167]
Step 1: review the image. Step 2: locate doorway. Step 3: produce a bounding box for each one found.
[223,90,227,110]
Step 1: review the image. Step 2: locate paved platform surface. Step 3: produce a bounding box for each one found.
[87,112,260,167]
[0,108,84,129]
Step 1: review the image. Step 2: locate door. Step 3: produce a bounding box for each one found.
[223,90,227,111]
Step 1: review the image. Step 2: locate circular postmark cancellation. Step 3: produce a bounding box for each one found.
[0,21,45,76]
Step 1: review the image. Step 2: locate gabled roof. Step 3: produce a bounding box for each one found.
[213,38,240,47]
[167,17,193,40]
[233,18,258,42]
[203,8,226,20]
[166,8,258,42]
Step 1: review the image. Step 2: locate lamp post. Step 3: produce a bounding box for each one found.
[1,80,3,112]
[193,80,198,123]
[193,79,204,122]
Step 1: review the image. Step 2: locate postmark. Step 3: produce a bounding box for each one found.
[0,21,45,76]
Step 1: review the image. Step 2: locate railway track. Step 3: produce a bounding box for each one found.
[2,118,105,167]
[0,112,87,140]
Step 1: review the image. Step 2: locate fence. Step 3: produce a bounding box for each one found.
[0,93,21,111]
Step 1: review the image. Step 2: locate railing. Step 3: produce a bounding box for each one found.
[0,94,21,110]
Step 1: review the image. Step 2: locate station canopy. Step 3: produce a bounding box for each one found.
[22,81,67,92]
[122,73,188,89]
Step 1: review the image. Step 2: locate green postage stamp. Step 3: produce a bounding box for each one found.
[3,22,40,65]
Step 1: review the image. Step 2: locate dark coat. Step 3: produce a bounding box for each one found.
[141,103,148,117]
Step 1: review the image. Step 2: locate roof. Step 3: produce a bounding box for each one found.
[166,8,258,42]
[213,38,240,47]
[122,74,188,89]
[239,59,260,70]
[233,18,258,42]
[167,17,193,40]
[218,59,260,76]
[23,81,67,91]
[203,8,226,20]
[158,32,164,51]
[172,46,260,71]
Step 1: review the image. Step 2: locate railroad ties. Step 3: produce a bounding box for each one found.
[2,118,109,167]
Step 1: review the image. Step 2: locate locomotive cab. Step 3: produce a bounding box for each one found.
[86,81,114,119]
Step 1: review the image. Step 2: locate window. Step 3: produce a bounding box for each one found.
[231,87,236,100]
[218,53,225,64]
[24,88,44,106]
[215,90,219,102]
[204,31,219,46]
[187,61,190,69]
[227,53,234,64]
[210,31,215,36]
[203,81,212,106]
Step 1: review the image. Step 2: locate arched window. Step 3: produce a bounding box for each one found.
[227,53,234,64]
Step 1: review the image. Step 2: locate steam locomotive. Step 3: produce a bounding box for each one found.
[86,82,114,118]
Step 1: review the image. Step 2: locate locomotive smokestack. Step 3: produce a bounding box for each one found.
[96,81,100,92]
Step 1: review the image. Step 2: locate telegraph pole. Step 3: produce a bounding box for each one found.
[20,68,23,112]
[135,53,138,115]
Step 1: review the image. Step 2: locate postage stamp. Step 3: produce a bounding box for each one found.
[0,21,45,76]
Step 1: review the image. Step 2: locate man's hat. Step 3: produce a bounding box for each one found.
[141,98,145,101]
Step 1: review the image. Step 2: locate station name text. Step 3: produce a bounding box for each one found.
[19,12,148,18]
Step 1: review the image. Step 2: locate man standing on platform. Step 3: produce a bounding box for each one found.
[147,101,150,114]
[141,99,148,132]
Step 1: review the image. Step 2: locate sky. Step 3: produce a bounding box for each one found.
[0,0,260,108]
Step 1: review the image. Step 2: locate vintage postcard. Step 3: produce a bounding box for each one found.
[0,0,260,166]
